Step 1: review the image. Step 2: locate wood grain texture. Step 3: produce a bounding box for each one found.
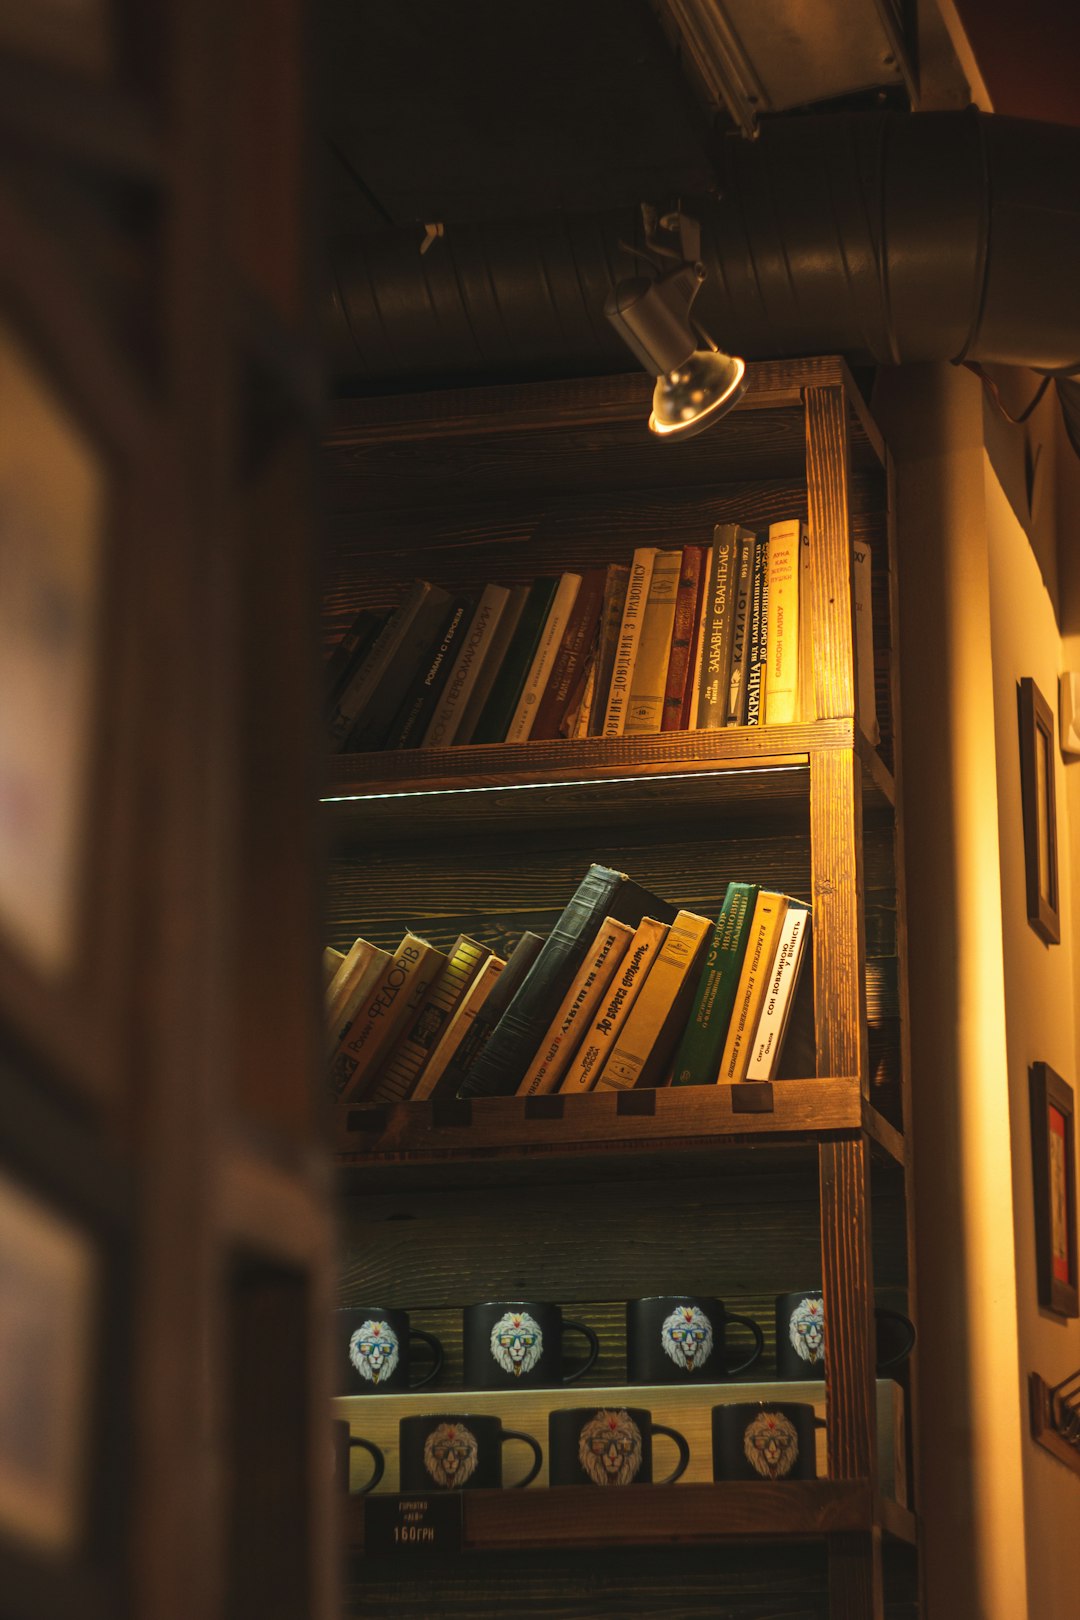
[827,1530,885,1620]
[819,1142,878,1484]
[810,750,868,1084]
[805,386,855,723]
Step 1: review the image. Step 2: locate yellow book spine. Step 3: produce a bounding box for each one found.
[716,893,790,1083]
[594,909,712,1091]
[602,548,657,737]
[330,936,446,1102]
[517,918,635,1096]
[624,549,682,735]
[559,918,668,1093]
[765,520,801,725]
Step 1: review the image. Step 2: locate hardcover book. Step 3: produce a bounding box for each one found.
[329,934,447,1102]
[661,546,706,731]
[323,945,346,987]
[457,867,676,1098]
[455,582,530,745]
[601,548,657,737]
[744,537,769,726]
[506,572,582,742]
[530,568,606,741]
[324,607,390,716]
[745,904,811,1081]
[409,951,508,1103]
[366,935,489,1103]
[716,892,790,1084]
[696,525,753,729]
[327,942,392,1048]
[560,917,668,1093]
[593,909,712,1091]
[385,597,475,750]
[588,564,631,736]
[330,582,452,752]
[726,533,757,726]
[516,917,635,1097]
[671,882,759,1085]
[765,520,803,726]
[422,584,511,748]
[624,549,681,735]
[435,930,546,1097]
[472,577,558,744]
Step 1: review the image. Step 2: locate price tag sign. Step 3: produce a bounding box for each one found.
[364,1494,464,1555]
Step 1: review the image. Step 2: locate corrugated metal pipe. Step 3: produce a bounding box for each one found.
[327,109,1080,452]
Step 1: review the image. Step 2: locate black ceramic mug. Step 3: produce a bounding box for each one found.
[331,1418,385,1494]
[775,1291,916,1381]
[398,1413,543,1492]
[712,1401,821,1481]
[626,1295,765,1383]
[548,1406,690,1487]
[336,1306,444,1395]
[463,1300,600,1390]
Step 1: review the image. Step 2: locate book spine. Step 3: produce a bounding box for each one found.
[516,918,635,1096]
[455,583,530,745]
[326,582,431,748]
[744,537,769,726]
[327,935,378,1027]
[422,585,510,748]
[563,651,596,739]
[593,910,712,1091]
[661,546,705,731]
[670,882,759,1085]
[716,893,789,1084]
[386,598,473,750]
[366,936,489,1103]
[410,954,506,1102]
[853,542,880,744]
[624,550,682,735]
[327,945,392,1047]
[695,527,737,728]
[329,938,446,1102]
[506,573,582,742]
[324,607,387,715]
[471,578,557,744]
[588,564,630,736]
[560,918,668,1093]
[344,588,458,752]
[796,521,813,722]
[686,542,717,728]
[602,549,657,737]
[726,535,756,725]
[437,930,546,1097]
[745,905,811,1081]
[765,520,802,725]
[458,867,676,1098]
[530,569,606,741]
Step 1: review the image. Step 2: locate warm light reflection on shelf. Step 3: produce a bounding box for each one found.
[320,763,807,805]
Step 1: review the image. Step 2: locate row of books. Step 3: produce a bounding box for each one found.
[324,523,879,754]
[325,864,811,1107]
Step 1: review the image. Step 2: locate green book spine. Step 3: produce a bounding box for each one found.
[670,881,760,1085]
[471,577,558,744]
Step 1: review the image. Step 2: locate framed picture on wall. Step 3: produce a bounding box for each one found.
[1029,1063,1078,1318]
[1018,677,1060,946]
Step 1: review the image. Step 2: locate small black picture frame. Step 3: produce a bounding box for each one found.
[1030,1063,1078,1318]
[1018,678,1060,946]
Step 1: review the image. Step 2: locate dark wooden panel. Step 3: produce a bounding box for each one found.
[820,1141,878,1484]
[805,386,855,723]
[810,751,867,1084]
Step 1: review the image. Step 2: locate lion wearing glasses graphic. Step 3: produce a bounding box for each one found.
[578,1408,643,1486]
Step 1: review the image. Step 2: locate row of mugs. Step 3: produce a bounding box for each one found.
[335,1402,823,1492]
[338,1293,915,1394]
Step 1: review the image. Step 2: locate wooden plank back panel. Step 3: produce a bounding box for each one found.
[805,385,856,722]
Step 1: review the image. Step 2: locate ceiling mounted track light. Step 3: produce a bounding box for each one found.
[603,206,747,441]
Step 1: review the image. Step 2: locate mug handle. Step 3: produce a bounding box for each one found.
[560,1318,600,1384]
[407,1328,445,1390]
[347,1436,385,1495]
[724,1311,766,1376]
[874,1308,916,1373]
[501,1427,543,1488]
[651,1422,690,1485]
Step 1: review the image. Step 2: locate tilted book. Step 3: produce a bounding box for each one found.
[661,546,706,731]
[765,520,803,726]
[717,892,790,1084]
[746,904,811,1081]
[455,583,530,745]
[457,867,676,1098]
[332,582,453,752]
[601,548,657,737]
[560,917,668,1093]
[327,935,377,1024]
[506,572,582,742]
[327,942,392,1049]
[366,935,489,1103]
[409,951,507,1103]
[385,597,475,750]
[671,882,759,1085]
[588,564,630,736]
[422,584,511,748]
[435,931,545,1098]
[328,934,447,1102]
[744,536,769,726]
[531,568,606,742]
[472,577,558,744]
[516,917,635,1097]
[726,533,757,725]
[593,909,713,1091]
[625,549,682,735]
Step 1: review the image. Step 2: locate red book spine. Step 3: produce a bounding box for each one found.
[530,569,606,740]
[661,547,706,731]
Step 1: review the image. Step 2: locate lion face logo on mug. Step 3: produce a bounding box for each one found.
[788,1296,825,1365]
[743,1411,800,1479]
[578,1409,643,1486]
[423,1422,479,1489]
[489,1310,543,1377]
[348,1320,400,1386]
[660,1303,714,1372]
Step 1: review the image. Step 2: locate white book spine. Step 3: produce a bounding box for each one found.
[602,548,657,737]
[745,905,810,1080]
[506,573,582,742]
[517,920,635,1096]
[853,543,880,745]
[422,585,510,748]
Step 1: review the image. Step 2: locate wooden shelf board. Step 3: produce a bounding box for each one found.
[345,1478,877,1552]
[333,1080,906,1190]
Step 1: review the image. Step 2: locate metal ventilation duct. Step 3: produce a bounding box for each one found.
[327,110,1080,451]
